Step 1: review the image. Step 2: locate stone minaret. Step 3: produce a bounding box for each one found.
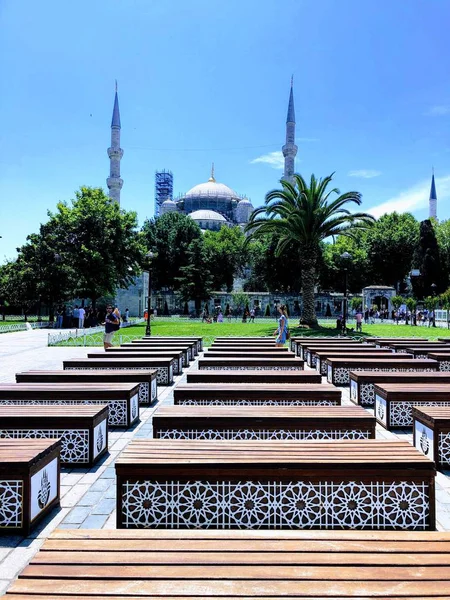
[429,169,437,219]
[107,82,123,204]
[282,76,297,182]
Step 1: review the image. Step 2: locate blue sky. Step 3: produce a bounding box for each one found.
[1,0,450,260]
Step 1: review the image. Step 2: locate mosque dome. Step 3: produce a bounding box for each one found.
[181,165,241,221]
[188,209,230,232]
[160,199,177,215]
[236,197,254,224]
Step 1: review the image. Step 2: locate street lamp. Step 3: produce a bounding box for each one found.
[145,251,154,336]
[340,252,352,334]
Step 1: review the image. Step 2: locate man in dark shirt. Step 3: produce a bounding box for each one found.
[103,305,120,349]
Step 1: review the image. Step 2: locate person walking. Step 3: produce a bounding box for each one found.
[78,306,85,329]
[249,308,255,323]
[274,304,289,347]
[103,305,120,349]
[355,310,363,333]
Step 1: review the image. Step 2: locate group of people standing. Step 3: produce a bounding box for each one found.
[54,305,130,330]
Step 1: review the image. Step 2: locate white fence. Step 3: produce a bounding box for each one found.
[47,318,145,346]
[0,321,50,334]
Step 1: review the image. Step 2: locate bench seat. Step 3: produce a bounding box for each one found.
[16,369,158,405]
[115,439,435,530]
[8,529,450,600]
[204,350,296,359]
[389,342,446,353]
[0,439,60,535]
[313,350,397,375]
[208,345,289,352]
[198,357,304,371]
[187,370,322,384]
[326,357,436,386]
[0,405,108,465]
[173,383,341,406]
[100,349,184,374]
[375,383,450,429]
[127,340,196,360]
[64,357,174,385]
[426,352,450,371]
[413,406,450,468]
[303,342,373,365]
[0,383,140,427]
[153,405,374,440]
[119,344,191,365]
[350,370,450,407]
[292,336,356,356]
[141,336,203,352]
[398,345,450,359]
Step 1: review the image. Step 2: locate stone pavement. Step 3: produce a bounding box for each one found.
[1,329,450,595]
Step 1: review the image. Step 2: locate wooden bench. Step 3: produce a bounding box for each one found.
[204,350,296,359]
[115,439,435,530]
[64,357,174,385]
[400,345,450,359]
[16,369,158,405]
[173,383,341,406]
[153,405,374,440]
[0,405,108,466]
[301,341,369,362]
[289,335,359,358]
[389,342,446,353]
[8,529,450,599]
[128,340,197,360]
[375,383,450,429]
[208,345,289,352]
[413,406,450,468]
[100,348,184,374]
[0,383,140,427]
[313,350,397,375]
[350,370,450,407]
[121,343,192,364]
[373,338,433,348]
[212,338,276,345]
[325,357,436,386]
[426,352,450,371]
[187,370,322,384]
[198,357,305,371]
[142,335,203,351]
[0,439,60,535]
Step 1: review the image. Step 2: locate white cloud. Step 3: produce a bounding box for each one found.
[250,150,284,170]
[426,105,450,116]
[367,175,450,219]
[348,169,382,179]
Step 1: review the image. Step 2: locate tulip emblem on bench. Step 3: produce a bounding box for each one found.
[96,428,104,454]
[377,402,384,421]
[37,470,50,509]
[420,428,430,455]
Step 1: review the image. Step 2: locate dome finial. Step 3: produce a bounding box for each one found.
[208,162,216,183]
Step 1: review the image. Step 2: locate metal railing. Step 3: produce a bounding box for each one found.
[47,318,145,346]
[0,321,50,334]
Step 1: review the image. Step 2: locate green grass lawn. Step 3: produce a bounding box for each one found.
[53,319,450,346]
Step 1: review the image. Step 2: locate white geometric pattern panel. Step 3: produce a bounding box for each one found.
[390,401,450,427]
[157,428,371,440]
[201,366,303,371]
[65,366,170,385]
[332,367,436,386]
[0,429,89,463]
[120,479,430,529]
[138,383,150,405]
[439,432,450,465]
[179,399,338,406]
[439,361,450,372]
[0,480,23,528]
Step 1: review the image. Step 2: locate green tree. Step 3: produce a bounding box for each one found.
[176,239,212,315]
[246,173,374,327]
[350,296,363,311]
[320,235,370,293]
[231,291,249,315]
[141,212,202,291]
[364,213,419,291]
[48,187,143,309]
[203,227,247,291]
[434,219,450,290]
[391,295,405,310]
[412,219,443,299]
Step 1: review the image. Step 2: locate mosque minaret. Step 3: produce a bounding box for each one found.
[429,169,437,220]
[107,82,124,204]
[282,76,297,182]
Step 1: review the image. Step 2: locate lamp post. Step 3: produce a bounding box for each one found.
[431,283,437,328]
[341,252,352,334]
[145,251,154,336]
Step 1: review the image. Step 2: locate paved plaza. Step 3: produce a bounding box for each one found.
[1,328,450,595]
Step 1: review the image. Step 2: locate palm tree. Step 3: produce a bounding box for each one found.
[245,173,374,328]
